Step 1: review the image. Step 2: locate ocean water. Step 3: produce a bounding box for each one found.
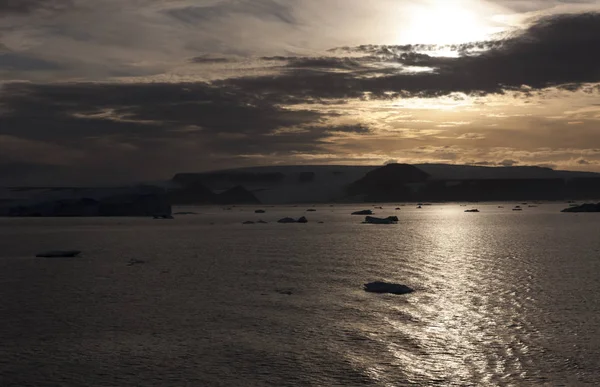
[1,203,600,386]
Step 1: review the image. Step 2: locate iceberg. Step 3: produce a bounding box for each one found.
[363,216,398,224]
[364,281,413,295]
[278,216,308,223]
[36,250,81,258]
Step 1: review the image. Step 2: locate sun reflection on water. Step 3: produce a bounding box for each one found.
[379,209,529,385]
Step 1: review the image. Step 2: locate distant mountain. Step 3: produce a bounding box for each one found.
[5,163,599,208]
[170,164,600,204]
[348,164,430,201]
[414,164,599,180]
[214,186,261,205]
[168,180,215,204]
[171,165,375,204]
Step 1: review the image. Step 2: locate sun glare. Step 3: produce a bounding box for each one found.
[401,1,495,46]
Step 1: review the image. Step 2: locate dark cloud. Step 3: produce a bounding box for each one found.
[260,56,291,61]
[324,124,371,134]
[0,52,62,70]
[224,13,600,100]
[189,56,235,64]
[261,56,374,71]
[329,41,505,57]
[0,82,323,141]
[2,11,600,184]
[0,160,72,186]
[0,82,372,184]
[499,159,519,167]
[261,53,457,74]
[0,0,72,14]
[286,57,366,70]
[496,0,598,13]
[166,0,296,25]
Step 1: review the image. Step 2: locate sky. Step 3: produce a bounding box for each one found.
[1,0,600,185]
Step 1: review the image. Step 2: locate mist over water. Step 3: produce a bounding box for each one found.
[2,204,600,386]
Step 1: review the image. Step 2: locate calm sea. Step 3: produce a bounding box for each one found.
[1,203,600,386]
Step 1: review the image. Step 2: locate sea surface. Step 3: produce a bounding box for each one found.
[1,203,600,386]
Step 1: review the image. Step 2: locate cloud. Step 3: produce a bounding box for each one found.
[458,133,487,140]
[499,159,519,166]
[164,0,297,26]
[3,78,600,183]
[284,57,368,70]
[189,56,236,64]
[224,12,600,100]
[0,0,504,81]
[324,124,371,134]
[0,81,375,183]
[0,0,72,15]
[0,52,61,70]
[495,0,600,13]
[0,81,323,140]
[2,5,600,183]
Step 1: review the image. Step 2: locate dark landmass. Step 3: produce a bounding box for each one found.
[415,164,600,180]
[168,180,215,204]
[168,178,261,205]
[343,164,600,202]
[214,185,261,205]
[299,172,316,183]
[169,163,600,204]
[2,187,171,217]
[5,163,600,208]
[347,163,430,201]
[561,203,600,213]
[173,171,285,186]
[385,176,600,202]
[418,178,566,202]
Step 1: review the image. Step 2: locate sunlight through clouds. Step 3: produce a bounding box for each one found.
[1,0,600,182]
[400,0,508,45]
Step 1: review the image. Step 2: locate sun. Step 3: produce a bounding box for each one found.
[401,1,495,46]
